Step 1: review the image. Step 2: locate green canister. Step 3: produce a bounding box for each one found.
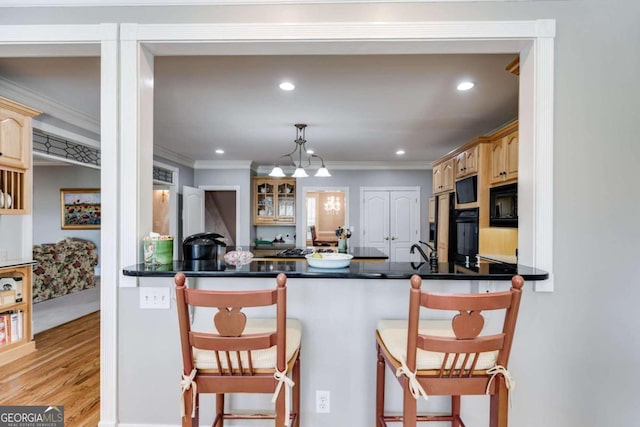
[144,235,174,265]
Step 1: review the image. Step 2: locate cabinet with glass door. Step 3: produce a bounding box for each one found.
[253,178,296,225]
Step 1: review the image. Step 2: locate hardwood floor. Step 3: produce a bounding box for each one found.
[0,311,100,426]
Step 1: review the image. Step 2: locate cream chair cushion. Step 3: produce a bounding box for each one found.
[193,318,302,371]
[377,319,497,371]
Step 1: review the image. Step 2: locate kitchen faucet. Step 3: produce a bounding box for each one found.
[410,240,438,266]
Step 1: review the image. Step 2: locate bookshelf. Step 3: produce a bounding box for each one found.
[0,262,35,366]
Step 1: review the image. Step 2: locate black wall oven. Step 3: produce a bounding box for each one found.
[453,208,479,263]
[489,183,518,227]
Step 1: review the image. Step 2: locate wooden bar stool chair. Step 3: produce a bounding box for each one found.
[174,272,301,427]
[376,274,524,427]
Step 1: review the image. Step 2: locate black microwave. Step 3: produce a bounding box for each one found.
[489,183,518,227]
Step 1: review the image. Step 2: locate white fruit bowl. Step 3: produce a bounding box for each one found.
[305,253,353,269]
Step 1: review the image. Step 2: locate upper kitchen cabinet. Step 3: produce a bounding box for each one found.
[432,159,454,194]
[0,97,40,215]
[489,123,519,185]
[0,99,38,170]
[253,177,296,225]
[454,144,479,179]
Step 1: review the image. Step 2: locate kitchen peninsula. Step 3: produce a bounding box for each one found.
[122,259,547,426]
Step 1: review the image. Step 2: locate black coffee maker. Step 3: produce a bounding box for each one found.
[182,232,226,261]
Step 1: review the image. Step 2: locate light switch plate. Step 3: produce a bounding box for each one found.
[140,287,170,309]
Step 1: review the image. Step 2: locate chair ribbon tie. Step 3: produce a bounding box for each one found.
[180,368,197,418]
[396,358,429,401]
[272,367,295,427]
[485,365,515,407]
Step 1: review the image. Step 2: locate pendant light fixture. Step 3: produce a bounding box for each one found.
[269,124,331,178]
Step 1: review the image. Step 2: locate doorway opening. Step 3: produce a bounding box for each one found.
[302,187,349,248]
[305,190,346,246]
[205,190,237,246]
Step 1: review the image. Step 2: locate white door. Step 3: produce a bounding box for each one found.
[389,191,419,262]
[362,191,390,256]
[362,188,420,262]
[182,186,205,240]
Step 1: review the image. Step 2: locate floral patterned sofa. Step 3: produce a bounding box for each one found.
[32,237,99,304]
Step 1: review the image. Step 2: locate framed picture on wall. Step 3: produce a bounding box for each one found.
[60,188,101,229]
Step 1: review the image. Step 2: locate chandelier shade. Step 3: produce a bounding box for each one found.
[269,124,331,178]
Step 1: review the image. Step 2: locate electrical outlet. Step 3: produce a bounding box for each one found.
[316,390,330,413]
[140,287,171,309]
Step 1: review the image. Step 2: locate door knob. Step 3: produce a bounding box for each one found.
[391,237,397,240]
[384,236,389,240]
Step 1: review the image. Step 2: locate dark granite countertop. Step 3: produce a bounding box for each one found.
[252,246,388,260]
[123,259,548,281]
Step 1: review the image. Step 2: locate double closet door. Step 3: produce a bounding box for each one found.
[361,188,420,262]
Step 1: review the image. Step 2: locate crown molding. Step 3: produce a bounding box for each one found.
[0,95,40,117]
[153,145,195,168]
[194,160,254,170]
[0,76,99,135]
[326,161,431,170]
[255,161,431,175]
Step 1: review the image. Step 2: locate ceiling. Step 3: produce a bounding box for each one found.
[0,53,519,168]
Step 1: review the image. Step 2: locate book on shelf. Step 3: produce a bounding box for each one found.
[10,312,20,343]
[0,315,5,345]
[0,311,23,345]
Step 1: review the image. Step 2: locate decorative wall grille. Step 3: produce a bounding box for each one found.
[33,129,175,184]
[33,129,101,167]
[153,166,174,184]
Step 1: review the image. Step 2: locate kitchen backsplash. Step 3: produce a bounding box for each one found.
[255,225,296,244]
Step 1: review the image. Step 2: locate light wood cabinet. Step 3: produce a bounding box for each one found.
[0,263,36,366]
[253,178,296,225]
[436,194,450,262]
[454,145,479,179]
[0,108,30,169]
[0,97,39,215]
[490,130,518,185]
[432,159,454,194]
[428,196,436,223]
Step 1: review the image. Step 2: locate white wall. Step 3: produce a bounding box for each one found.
[0,216,28,260]
[32,165,101,268]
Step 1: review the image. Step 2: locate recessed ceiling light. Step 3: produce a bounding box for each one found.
[279,82,295,91]
[306,149,315,154]
[396,150,406,156]
[215,149,224,154]
[457,81,475,91]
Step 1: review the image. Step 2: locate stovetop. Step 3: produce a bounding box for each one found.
[276,248,335,257]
